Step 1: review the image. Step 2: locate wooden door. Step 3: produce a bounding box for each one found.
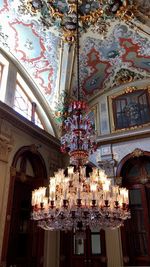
[119,155,150,266]
[123,184,150,266]
[6,179,44,267]
[2,146,47,267]
[60,228,107,267]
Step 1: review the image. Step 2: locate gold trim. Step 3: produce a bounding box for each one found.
[88,104,99,135]
[68,43,76,95]
[131,148,144,158]
[57,39,64,98]
[108,86,150,133]
[30,144,38,153]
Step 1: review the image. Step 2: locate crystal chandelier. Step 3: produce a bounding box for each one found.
[32,167,130,231]
[31,0,130,231]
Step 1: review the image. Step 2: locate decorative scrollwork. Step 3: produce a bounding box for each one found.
[131,148,144,158]
[16,0,133,43]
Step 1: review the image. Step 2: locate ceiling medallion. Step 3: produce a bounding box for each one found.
[112,69,146,87]
[17,0,133,43]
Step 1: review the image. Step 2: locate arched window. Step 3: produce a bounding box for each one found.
[0,51,55,135]
[0,53,9,101]
[0,63,3,84]
[14,81,32,121]
[13,79,44,129]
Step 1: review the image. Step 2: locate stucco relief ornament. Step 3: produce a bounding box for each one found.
[14,0,133,43]
[131,148,144,158]
[112,69,146,87]
[0,138,12,162]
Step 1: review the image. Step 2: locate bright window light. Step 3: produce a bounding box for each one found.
[0,53,9,102]
[13,75,44,130]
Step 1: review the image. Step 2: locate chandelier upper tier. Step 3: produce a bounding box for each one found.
[14,0,134,43]
[31,0,130,231]
[60,100,97,166]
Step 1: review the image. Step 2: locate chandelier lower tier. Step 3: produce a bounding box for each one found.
[32,167,130,231]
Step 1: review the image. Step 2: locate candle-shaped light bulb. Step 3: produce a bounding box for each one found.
[112,185,119,201]
[49,177,56,201]
[103,179,110,200]
[32,190,36,206]
[91,183,97,200]
[68,166,74,175]
[38,187,46,203]
[120,188,129,203]
[43,197,49,211]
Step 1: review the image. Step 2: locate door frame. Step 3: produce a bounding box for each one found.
[1,145,47,266]
[116,149,150,266]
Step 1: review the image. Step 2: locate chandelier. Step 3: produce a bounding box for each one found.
[32,168,130,231]
[31,0,130,231]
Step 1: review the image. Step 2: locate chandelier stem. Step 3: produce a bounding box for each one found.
[76,0,80,102]
[78,165,81,182]
[76,0,81,160]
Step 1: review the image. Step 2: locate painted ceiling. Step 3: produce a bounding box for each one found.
[0,0,150,131]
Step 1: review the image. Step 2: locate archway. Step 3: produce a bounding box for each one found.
[60,163,107,267]
[116,149,150,266]
[2,145,47,267]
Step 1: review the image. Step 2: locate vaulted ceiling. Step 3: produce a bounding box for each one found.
[0,0,150,133]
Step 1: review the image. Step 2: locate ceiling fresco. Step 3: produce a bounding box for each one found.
[0,0,61,108]
[11,0,132,42]
[79,24,150,97]
[0,0,150,130]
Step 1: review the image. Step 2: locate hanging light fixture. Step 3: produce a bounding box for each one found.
[31,0,130,231]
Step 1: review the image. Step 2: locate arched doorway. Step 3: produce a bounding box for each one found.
[60,228,107,267]
[116,149,150,266]
[2,145,47,267]
[59,164,107,267]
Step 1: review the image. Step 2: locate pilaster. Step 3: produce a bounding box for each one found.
[105,228,123,267]
[44,231,60,267]
[0,130,13,262]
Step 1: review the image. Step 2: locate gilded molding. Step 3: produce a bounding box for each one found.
[29,144,39,154]
[98,159,116,178]
[131,148,144,158]
[16,0,133,43]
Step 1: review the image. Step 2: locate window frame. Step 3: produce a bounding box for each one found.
[109,86,150,133]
